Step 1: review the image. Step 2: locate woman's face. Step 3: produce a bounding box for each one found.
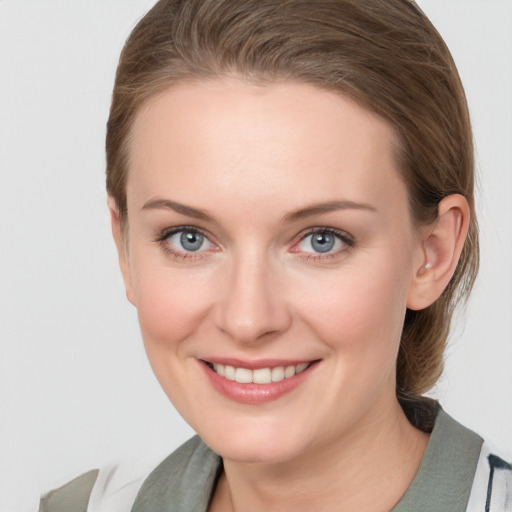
[118,78,426,463]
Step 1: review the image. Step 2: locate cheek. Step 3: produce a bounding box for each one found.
[131,265,218,414]
[293,257,411,358]
[131,263,215,355]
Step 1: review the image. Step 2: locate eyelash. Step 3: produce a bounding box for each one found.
[291,227,355,262]
[154,226,215,262]
[154,226,354,263]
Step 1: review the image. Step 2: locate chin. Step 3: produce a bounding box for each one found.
[195,416,316,465]
[211,437,305,465]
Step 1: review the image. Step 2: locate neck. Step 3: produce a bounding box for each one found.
[210,397,430,512]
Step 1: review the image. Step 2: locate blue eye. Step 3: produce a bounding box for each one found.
[309,232,335,253]
[297,230,348,254]
[166,229,211,253]
[180,231,205,251]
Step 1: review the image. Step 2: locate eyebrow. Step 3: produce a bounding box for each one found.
[282,200,377,223]
[142,197,376,223]
[142,198,215,222]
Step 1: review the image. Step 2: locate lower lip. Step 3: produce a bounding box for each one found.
[199,360,319,405]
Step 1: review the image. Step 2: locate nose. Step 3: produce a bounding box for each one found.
[214,251,292,345]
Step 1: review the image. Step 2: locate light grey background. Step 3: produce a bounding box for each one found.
[0,1,511,511]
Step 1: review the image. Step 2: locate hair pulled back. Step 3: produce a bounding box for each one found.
[106,0,478,396]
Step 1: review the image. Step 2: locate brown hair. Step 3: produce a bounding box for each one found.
[106,0,478,395]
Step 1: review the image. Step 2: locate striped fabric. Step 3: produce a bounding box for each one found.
[466,444,512,511]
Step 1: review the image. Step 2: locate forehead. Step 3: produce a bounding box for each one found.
[127,78,407,219]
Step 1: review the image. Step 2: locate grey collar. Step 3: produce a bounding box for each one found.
[391,408,483,512]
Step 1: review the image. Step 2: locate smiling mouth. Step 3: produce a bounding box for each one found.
[204,361,313,384]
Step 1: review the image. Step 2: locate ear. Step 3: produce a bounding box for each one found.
[108,196,135,305]
[407,194,470,311]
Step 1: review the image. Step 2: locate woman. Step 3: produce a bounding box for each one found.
[39,0,511,510]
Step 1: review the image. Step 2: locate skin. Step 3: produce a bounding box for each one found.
[110,77,469,512]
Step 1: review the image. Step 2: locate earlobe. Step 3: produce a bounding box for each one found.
[407,194,470,311]
[107,197,135,306]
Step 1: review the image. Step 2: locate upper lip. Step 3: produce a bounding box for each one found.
[200,357,318,369]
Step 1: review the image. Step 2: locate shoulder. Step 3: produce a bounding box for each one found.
[429,407,512,511]
[38,469,100,512]
[424,406,512,512]
[466,443,512,512]
[38,465,143,512]
[130,435,221,511]
[38,436,220,512]
[393,400,511,512]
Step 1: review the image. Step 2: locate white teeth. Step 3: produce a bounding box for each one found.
[271,366,285,382]
[253,368,272,384]
[284,365,296,378]
[224,365,236,380]
[211,362,311,384]
[235,368,253,383]
[296,363,308,374]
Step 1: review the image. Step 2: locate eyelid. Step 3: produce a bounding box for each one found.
[154,225,219,261]
[292,226,354,245]
[154,225,210,242]
[154,225,353,262]
[290,227,354,257]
